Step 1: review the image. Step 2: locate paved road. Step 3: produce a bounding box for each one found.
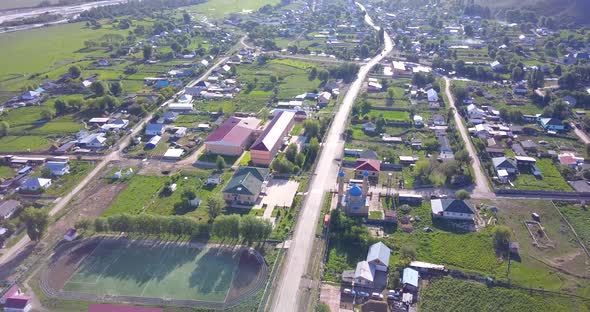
[269,3,393,312]
[444,77,493,198]
[0,42,237,265]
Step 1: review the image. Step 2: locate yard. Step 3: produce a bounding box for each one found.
[512,159,572,192]
[45,161,94,197]
[420,277,585,312]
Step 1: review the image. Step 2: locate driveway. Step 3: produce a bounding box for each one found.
[261,179,300,219]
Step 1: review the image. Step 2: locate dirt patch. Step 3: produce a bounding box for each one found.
[226,249,265,302]
[45,240,100,291]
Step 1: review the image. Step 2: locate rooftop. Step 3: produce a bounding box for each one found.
[206,117,261,146]
[251,111,295,151]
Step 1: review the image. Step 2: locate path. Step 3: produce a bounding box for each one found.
[269,3,393,311]
[571,122,590,144]
[444,77,493,198]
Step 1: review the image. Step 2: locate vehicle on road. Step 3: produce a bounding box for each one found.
[371,292,384,300]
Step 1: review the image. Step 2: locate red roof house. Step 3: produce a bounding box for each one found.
[4,296,31,312]
[354,158,381,179]
[205,117,261,156]
[0,285,21,304]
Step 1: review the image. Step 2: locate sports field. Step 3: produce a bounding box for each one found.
[62,240,241,302]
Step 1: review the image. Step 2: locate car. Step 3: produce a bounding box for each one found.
[343,288,352,295]
[423,227,433,233]
[387,290,400,300]
[371,292,384,300]
[358,291,370,297]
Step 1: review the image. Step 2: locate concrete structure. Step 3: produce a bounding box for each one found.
[250,111,295,166]
[205,117,261,156]
[223,167,269,206]
[431,199,475,221]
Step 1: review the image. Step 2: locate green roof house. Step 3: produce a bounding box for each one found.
[223,166,269,206]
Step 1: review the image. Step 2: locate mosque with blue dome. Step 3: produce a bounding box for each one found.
[337,170,370,217]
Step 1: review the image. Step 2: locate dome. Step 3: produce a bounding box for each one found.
[339,171,345,177]
[349,185,363,197]
[363,171,369,177]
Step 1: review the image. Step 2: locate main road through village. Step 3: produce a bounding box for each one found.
[269,3,393,311]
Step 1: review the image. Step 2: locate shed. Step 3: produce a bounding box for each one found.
[402,268,419,292]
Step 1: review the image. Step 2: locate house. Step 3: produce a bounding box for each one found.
[513,83,527,95]
[178,94,193,103]
[78,133,107,148]
[354,260,375,287]
[64,228,77,241]
[174,127,187,138]
[185,81,210,94]
[490,60,504,71]
[317,92,332,107]
[207,173,221,185]
[97,59,111,66]
[223,167,269,205]
[145,135,161,149]
[411,138,422,150]
[399,156,418,165]
[250,111,295,166]
[492,157,518,174]
[558,152,584,168]
[101,119,129,132]
[163,148,184,160]
[20,90,41,101]
[145,123,166,136]
[431,198,475,221]
[362,122,377,134]
[20,178,52,192]
[539,118,564,131]
[367,81,383,92]
[430,114,446,126]
[355,159,381,179]
[402,268,419,292]
[168,103,194,111]
[0,200,20,220]
[413,115,424,127]
[366,242,391,272]
[472,123,493,138]
[437,135,454,159]
[426,89,438,102]
[4,296,32,312]
[45,161,70,176]
[512,143,526,156]
[153,80,170,89]
[520,140,537,152]
[0,285,22,305]
[486,147,505,157]
[160,111,179,123]
[205,117,261,156]
[467,104,486,123]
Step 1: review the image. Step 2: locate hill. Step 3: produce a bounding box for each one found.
[476,0,590,24]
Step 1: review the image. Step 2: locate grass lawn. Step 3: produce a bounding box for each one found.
[0,166,14,179]
[104,170,230,222]
[64,240,241,302]
[0,136,52,152]
[420,277,586,312]
[239,151,251,166]
[270,195,301,240]
[45,161,94,197]
[556,202,590,249]
[364,109,409,121]
[513,159,572,192]
[198,153,239,166]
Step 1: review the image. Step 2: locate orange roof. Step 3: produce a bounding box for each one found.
[355,158,381,172]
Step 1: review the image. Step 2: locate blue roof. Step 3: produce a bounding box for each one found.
[146,123,165,132]
[17,166,32,175]
[366,242,391,266]
[349,185,362,196]
[403,268,419,287]
[46,162,67,171]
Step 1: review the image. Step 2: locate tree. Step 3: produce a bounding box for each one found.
[386,87,395,106]
[90,81,106,97]
[376,115,385,133]
[303,120,320,139]
[109,81,123,96]
[527,68,544,89]
[511,67,524,82]
[0,121,8,138]
[41,109,53,121]
[21,207,49,242]
[41,167,52,179]
[307,137,320,162]
[285,143,298,163]
[68,65,81,79]
[455,189,471,200]
[493,225,512,251]
[308,67,318,81]
[216,155,226,171]
[143,45,153,61]
[360,44,369,58]
[183,12,191,24]
[54,99,68,116]
[455,149,472,164]
[206,195,225,221]
[317,69,330,82]
[315,303,331,312]
[400,245,417,261]
[464,24,474,37]
[212,214,240,239]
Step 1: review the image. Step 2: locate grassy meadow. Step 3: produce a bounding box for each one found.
[185,0,281,19]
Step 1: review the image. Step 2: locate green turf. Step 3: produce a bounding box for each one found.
[0,135,51,152]
[513,159,572,192]
[185,0,281,19]
[63,240,241,302]
[365,109,410,121]
[0,166,14,178]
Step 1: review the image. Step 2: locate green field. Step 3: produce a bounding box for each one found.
[186,0,281,18]
[513,159,572,192]
[420,277,586,312]
[365,109,410,121]
[0,166,14,178]
[45,161,94,197]
[558,203,590,248]
[63,240,241,302]
[0,135,52,152]
[0,0,52,10]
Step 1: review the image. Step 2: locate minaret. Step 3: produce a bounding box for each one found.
[362,171,369,197]
[337,171,345,206]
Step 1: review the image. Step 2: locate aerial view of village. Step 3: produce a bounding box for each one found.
[0,0,589,311]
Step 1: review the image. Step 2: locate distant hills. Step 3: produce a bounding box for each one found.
[476,0,590,24]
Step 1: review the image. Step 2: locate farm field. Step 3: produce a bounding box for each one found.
[185,0,281,19]
[420,277,587,312]
[0,166,14,178]
[556,202,590,248]
[57,239,254,302]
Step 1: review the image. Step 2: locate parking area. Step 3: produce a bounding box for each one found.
[261,179,299,218]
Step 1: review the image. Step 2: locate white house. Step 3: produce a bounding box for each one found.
[431,199,475,221]
[21,178,52,192]
[467,104,486,123]
[426,89,438,102]
[317,92,332,107]
[354,260,375,287]
[366,242,391,272]
[413,115,424,127]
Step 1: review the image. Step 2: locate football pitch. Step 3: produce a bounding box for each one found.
[62,240,241,302]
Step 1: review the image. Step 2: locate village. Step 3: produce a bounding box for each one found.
[0,0,589,312]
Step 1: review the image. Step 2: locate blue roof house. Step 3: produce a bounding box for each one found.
[539,118,564,131]
[402,268,420,292]
[366,242,391,272]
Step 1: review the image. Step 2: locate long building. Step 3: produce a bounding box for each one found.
[250,111,295,166]
[205,117,261,156]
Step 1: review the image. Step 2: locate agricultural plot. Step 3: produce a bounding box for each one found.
[512,159,572,192]
[556,202,590,249]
